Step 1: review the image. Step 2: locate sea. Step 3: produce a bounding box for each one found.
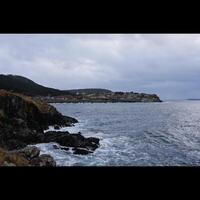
[35,101,200,166]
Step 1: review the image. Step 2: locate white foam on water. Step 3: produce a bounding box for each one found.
[44,120,86,134]
[34,143,82,166]
[34,131,113,166]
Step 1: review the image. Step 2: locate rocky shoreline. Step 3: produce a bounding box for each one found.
[0,90,100,166]
[35,91,162,103]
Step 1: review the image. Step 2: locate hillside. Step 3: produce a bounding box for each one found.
[0,74,65,96]
[0,74,162,102]
[0,74,112,96]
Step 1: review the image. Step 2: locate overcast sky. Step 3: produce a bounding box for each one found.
[0,34,200,100]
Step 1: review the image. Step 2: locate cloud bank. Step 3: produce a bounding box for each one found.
[0,34,200,99]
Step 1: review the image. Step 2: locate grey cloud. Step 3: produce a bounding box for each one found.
[0,34,200,100]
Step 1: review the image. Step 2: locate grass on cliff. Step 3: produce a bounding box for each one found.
[0,89,50,114]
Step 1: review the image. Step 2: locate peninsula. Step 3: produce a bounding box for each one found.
[0,74,162,103]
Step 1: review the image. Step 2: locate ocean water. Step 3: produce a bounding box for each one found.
[36,101,200,166]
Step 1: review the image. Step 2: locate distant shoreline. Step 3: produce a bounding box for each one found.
[187,99,200,101]
[50,101,163,104]
[35,93,162,104]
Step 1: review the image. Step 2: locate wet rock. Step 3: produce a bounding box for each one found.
[3,162,16,167]
[0,148,30,166]
[72,147,93,155]
[14,146,40,160]
[61,147,70,151]
[53,144,60,149]
[63,116,78,124]
[0,90,100,163]
[7,146,56,166]
[52,144,69,151]
[43,131,100,151]
[0,125,43,151]
[54,125,60,130]
[30,154,56,167]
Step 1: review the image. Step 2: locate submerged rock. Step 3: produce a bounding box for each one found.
[43,131,100,152]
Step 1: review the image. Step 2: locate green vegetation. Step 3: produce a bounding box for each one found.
[0,74,112,97]
[0,74,65,96]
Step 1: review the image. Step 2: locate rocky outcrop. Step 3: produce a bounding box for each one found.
[0,90,100,165]
[0,146,56,166]
[0,125,100,154]
[72,147,93,155]
[42,131,100,153]
[0,89,77,131]
[13,146,56,166]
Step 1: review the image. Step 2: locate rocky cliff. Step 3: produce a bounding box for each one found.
[0,89,78,131]
[0,90,100,166]
[0,74,162,103]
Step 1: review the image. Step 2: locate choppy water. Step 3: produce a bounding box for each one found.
[36,101,200,166]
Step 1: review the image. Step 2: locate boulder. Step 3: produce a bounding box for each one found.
[13,146,40,160]
[30,154,56,167]
[0,148,30,166]
[9,146,56,167]
[43,131,100,152]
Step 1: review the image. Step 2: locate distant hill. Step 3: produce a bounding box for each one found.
[0,74,64,96]
[0,74,112,96]
[0,74,162,102]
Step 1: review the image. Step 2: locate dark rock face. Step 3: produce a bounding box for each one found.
[53,144,69,151]
[14,146,40,160]
[0,122,43,151]
[30,154,56,167]
[54,125,60,130]
[0,90,100,166]
[42,131,100,152]
[0,90,78,131]
[72,147,93,155]
[0,119,100,153]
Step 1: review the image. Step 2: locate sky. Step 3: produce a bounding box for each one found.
[0,34,200,100]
